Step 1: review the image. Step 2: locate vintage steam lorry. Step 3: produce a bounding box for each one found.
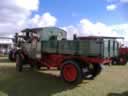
[15,27,124,84]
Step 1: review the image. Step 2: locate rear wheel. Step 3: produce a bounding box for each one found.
[61,61,82,84]
[16,54,23,72]
[91,64,102,78]
[83,63,102,79]
[112,59,118,65]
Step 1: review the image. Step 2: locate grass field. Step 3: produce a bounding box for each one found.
[0,57,128,96]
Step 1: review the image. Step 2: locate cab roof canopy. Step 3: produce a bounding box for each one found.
[21,27,67,40]
[21,27,66,33]
[21,28,42,33]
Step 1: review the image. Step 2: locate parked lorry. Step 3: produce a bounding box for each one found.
[113,47,128,65]
[78,37,128,65]
[15,27,123,84]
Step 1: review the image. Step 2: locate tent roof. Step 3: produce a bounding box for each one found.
[0,38,13,44]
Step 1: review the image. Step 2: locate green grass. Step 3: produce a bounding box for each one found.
[0,57,128,96]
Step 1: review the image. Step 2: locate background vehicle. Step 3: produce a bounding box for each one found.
[15,27,124,84]
[0,37,13,57]
[8,48,16,61]
[78,36,128,65]
[114,47,128,65]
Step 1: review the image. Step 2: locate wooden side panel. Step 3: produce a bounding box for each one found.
[110,40,114,57]
[103,39,119,58]
[103,39,109,58]
[42,40,58,53]
[78,40,89,56]
[58,40,78,55]
[88,40,101,56]
[114,41,119,56]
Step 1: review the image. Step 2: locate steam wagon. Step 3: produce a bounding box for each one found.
[15,27,120,84]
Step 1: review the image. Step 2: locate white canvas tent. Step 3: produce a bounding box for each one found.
[0,38,13,54]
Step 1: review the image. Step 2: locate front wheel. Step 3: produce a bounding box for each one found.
[61,61,82,84]
[9,51,15,61]
[16,54,23,72]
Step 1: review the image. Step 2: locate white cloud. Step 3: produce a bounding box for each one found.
[0,0,39,37]
[15,0,39,11]
[106,4,117,11]
[29,12,57,28]
[0,0,57,38]
[106,0,128,11]
[78,19,119,37]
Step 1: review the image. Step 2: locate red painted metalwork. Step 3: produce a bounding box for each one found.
[119,48,128,56]
[80,56,111,64]
[115,47,128,64]
[40,54,63,68]
[63,64,77,81]
[39,54,111,68]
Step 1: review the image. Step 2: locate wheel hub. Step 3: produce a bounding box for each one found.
[63,64,77,81]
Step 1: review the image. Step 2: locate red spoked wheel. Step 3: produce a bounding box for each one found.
[63,64,77,81]
[61,61,82,84]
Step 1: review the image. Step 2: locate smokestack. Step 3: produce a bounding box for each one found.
[73,34,77,40]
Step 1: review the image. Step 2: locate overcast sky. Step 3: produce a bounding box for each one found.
[0,0,128,40]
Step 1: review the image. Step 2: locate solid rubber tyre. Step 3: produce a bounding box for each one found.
[83,63,102,80]
[61,60,82,84]
[91,64,102,79]
[8,51,15,61]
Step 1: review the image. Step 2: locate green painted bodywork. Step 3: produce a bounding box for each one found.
[41,39,119,58]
